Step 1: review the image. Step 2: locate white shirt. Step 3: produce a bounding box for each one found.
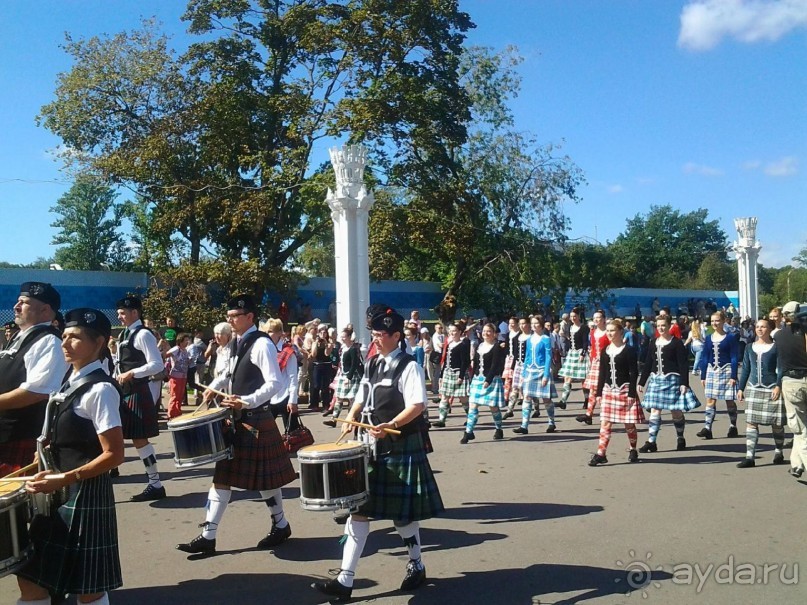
[213,341,233,378]
[208,326,282,408]
[270,337,299,405]
[355,348,427,410]
[65,360,122,434]
[5,322,68,395]
[431,332,445,354]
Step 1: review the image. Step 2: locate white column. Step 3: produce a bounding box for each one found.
[326,144,376,349]
[733,217,761,319]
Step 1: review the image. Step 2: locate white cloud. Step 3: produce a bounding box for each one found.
[683,162,724,176]
[678,0,807,51]
[742,159,762,170]
[607,184,624,194]
[764,156,798,176]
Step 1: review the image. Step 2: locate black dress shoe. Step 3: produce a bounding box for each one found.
[737,458,755,468]
[676,437,687,451]
[512,426,528,435]
[696,427,713,439]
[460,431,475,444]
[628,449,639,463]
[638,441,657,453]
[727,426,739,438]
[257,523,292,549]
[323,419,337,427]
[575,414,592,425]
[501,409,514,420]
[431,420,446,428]
[493,429,504,440]
[546,424,557,433]
[322,407,334,417]
[773,452,786,465]
[531,409,541,418]
[177,534,216,554]
[400,559,427,590]
[312,577,352,602]
[588,453,608,466]
[130,484,166,502]
[788,467,804,479]
[556,401,567,410]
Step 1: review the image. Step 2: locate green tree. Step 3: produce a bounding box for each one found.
[50,176,126,270]
[692,252,737,290]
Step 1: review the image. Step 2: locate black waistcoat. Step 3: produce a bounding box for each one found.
[50,369,121,472]
[367,352,420,437]
[0,324,61,442]
[117,325,148,373]
[231,330,270,396]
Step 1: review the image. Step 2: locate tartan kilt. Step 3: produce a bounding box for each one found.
[358,431,444,524]
[641,373,701,411]
[559,351,589,380]
[120,380,159,440]
[582,355,601,392]
[469,375,505,408]
[744,385,787,426]
[0,438,37,476]
[705,365,738,401]
[334,372,361,400]
[600,384,646,424]
[18,473,122,594]
[521,367,557,399]
[502,355,515,380]
[213,413,296,491]
[511,360,525,390]
[440,368,468,398]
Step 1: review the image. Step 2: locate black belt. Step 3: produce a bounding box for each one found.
[783,369,807,379]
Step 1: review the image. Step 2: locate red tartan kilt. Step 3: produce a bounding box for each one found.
[0,439,37,476]
[582,356,601,392]
[600,385,646,424]
[502,355,515,380]
[213,413,296,491]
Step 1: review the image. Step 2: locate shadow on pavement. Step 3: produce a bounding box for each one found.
[441,501,603,524]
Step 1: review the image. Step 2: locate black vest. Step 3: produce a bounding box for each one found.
[117,325,148,375]
[50,369,121,472]
[367,353,421,437]
[0,324,61,443]
[231,330,270,396]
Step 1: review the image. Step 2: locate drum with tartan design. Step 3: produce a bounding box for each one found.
[600,383,646,424]
[704,364,738,401]
[640,373,701,411]
[559,350,588,380]
[469,375,505,407]
[743,384,786,426]
[440,368,468,398]
[521,366,557,399]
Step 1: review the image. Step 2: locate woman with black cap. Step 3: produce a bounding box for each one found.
[16,307,124,605]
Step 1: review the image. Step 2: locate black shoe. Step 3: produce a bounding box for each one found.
[431,420,446,428]
[556,401,567,410]
[177,534,216,554]
[589,453,608,466]
[737,458,755,468]
[512,426,528,435]
[130,484,166,502]
[696,427,713,440]
[546,424,557,433]
[333,511,350,525]
[628,449,639,463]
[575,414,592,425]
[727,426,739,438]
[109,467,120,479]
[676,437,687,451]
[493,429,504,440]
[531,409,541,418]
[501,409,514,420]
[323,419,337,428]
[322,407,334,417]
[400,559,427,591]
[257,523,292,549]
[312,577,352,602]
[773,452,786,465]
[785,439,794,449]
[460,431,475,444]
[638,441,657,453]
[788,467,804,479]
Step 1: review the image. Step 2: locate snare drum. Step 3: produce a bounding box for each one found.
[168,407,233,468]
[298,441,369,512]
[0,480,33,579]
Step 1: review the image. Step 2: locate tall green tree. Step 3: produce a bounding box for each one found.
[50,176,127,270]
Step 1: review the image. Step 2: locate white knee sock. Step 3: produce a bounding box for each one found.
[202,487,231,539]
[259,488,288,528]
[136,444,162,488]
[17,599,50,605]
[338,517,370,587]
[80,593,110,605]
[395,521,422,562]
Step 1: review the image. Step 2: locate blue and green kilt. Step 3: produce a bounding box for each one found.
[559,351,588,381]
[469,375,505,408]
[704,364,738,401]
[120,380,159,440]
[600,384,646,424]
[440,368,468,398]
[521,367,557,399]
[640,373,701,411]
[744,384,787,426]
[18,474,122,595]
[358,431,444,524]
[582,355,601,392]
[213,412,296,491]
[334,372,361,400]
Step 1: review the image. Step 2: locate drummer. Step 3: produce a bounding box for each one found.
[114,296,167,502]
[15,307,124,605]
[0,282,68,476]
[177,294,297,555]
[312,307,444,601]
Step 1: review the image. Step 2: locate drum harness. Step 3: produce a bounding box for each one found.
[357,353,408,460]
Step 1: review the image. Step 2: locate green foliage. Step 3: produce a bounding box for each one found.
[691,252,737,291]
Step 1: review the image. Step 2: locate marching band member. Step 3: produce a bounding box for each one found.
[462,322,506,443]
[577,310,609,425]
[697,311,740,439]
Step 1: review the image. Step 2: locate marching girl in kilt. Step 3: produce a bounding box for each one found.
[462,323,506,443]
[558,307,590,409]
[697,311,740,440]
[502,318,530,420]
[638,315,700,453]
[577,310,609,425]
[432,322,471,428]
[589,318,645,466]
[324,326,363,428]
[501,317,519,403]
[737,319,786,467]
[513,316,557,435]
[17,308,123,605]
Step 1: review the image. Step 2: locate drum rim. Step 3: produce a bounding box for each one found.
[167,407,232,429]
[0,484,30,501]
[172,446,233,468]
[297,441,367,458]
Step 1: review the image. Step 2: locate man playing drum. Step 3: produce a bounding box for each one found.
[312,307,444,601]
[177,294,296,555]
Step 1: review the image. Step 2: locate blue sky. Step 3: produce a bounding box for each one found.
[1,0,805,267]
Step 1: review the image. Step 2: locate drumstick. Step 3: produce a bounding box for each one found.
[334,417,402,436]
[4,462,38,478]
[201,385,249,408]
[0,473,66,483]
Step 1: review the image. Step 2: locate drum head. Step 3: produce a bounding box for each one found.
[0,480,26,500]
[168,406,231,428]
[298,441,365,459]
